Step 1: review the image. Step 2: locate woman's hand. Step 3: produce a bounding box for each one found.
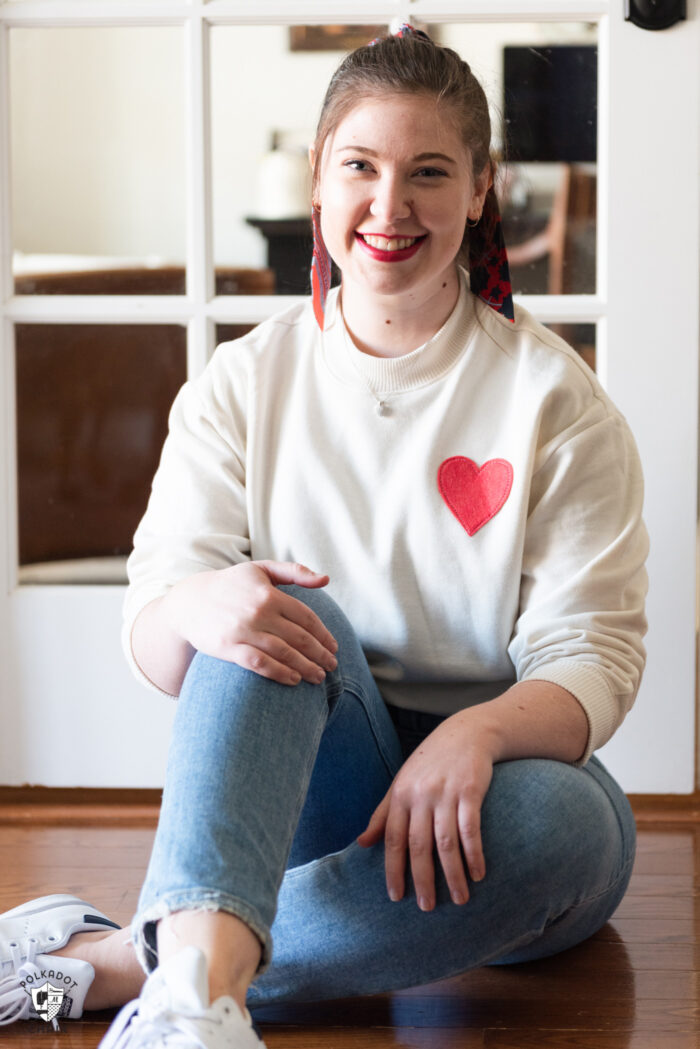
[357,711,496,910]
[160,560,338,687]
[357,682,589,911]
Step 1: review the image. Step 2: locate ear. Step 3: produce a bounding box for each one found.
[308,145,316,171]
[468,162,493,221]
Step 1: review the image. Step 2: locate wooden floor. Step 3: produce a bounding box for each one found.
[0,795,698,1049]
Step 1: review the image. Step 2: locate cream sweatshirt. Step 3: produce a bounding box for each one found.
[124,271,648,765]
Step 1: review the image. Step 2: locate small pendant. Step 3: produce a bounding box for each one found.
[376,400,388,417]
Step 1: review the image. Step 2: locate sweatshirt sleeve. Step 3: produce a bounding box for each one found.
[507,384,649,766]
[122,345,250,690]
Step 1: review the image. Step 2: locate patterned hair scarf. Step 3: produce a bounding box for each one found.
[310,23,514,328]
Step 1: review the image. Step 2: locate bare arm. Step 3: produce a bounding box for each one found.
[460,678,589,765]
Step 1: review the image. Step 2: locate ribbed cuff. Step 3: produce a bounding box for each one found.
[522,660,620,766]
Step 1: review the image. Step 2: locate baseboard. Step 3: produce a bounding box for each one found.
[627,790,700,823]
[1,785,699,827]
[0,786,161,826]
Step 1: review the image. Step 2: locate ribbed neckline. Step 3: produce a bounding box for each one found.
[321,269,476,396]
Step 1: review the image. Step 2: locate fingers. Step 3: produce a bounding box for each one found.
[457,797,486,885]
[276,587,338,659]
[407,807,436,911]
[383,803,409,903]
[258,559,330,590]
[379,790,486,911]
[435,806,472,906]
[246,629,335,686]
[228,563,338,684]
[227,643,305,687]
[406,804,484,910]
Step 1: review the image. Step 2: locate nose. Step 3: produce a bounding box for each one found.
[369,173,412,224]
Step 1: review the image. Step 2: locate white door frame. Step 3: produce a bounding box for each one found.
[0,0,697,790]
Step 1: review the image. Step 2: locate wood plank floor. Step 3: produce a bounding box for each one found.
[0,801,698,1048]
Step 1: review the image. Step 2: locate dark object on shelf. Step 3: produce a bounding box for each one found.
[503,45,597,164]
[246,217,340,296]
[625,0,685,30]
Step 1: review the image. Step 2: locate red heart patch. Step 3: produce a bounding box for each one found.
[438,457,513,536]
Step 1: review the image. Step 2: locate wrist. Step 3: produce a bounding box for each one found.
[450,680,589,766]
[450,707,506,763]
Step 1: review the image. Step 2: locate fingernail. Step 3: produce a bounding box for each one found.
[452,891,465,905]
[419,896,432,912]
[389,888,400,902]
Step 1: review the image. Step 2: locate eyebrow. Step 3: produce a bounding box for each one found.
[336,145,457,164]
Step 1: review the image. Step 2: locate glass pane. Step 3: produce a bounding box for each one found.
[11,27,185,294]
[211,22,596,297]
[544,323,596,371]
[16,324,186,579]
[441,23,598,296]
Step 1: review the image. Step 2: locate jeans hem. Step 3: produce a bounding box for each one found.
[131,890,272,975]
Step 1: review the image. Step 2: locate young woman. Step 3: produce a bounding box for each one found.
[0,26,647,1049]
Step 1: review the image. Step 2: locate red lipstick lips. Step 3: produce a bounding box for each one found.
[356,232,427,262]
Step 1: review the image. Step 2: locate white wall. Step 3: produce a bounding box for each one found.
[11,27,186,260]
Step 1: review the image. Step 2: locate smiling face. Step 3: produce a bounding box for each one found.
[314,91,490,308]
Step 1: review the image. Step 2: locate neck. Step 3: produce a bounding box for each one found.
[340,269,461,358]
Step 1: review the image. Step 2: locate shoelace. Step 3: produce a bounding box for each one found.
[0,937,48,1027]
[100,997,224,1049]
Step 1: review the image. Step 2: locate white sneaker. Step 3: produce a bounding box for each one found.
[99,946,266,1049]
[0,893,121,1026]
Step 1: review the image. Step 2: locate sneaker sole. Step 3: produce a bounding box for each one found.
[0,894,121,931]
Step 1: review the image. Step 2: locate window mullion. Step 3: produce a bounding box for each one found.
[0,25,13,306]
[185,9,214,375]
[1,318,17,594]
[203,2,398,26]
[0,26,16,596]
[408,0,608,19]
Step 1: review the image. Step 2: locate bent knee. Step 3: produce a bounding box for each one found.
[482,759,633,884]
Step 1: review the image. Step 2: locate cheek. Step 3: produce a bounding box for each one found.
[320,184,364,244]
[429,201,467,247]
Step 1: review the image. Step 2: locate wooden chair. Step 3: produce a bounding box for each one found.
[507,164,597,296]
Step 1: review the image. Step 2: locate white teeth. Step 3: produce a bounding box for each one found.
[361,234,419,251]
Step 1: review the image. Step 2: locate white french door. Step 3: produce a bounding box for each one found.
[0,0,697,791]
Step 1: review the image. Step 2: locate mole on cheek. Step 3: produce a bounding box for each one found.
[442,282,447,289]
[385,319,391,325]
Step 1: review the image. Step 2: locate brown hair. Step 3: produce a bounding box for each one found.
[311,31,498,263]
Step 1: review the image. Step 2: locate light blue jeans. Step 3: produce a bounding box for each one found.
[133,585,636,1006]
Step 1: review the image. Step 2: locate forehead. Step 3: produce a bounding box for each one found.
[328,91,468,158]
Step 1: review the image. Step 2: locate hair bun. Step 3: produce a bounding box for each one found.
[369,22,432,46]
